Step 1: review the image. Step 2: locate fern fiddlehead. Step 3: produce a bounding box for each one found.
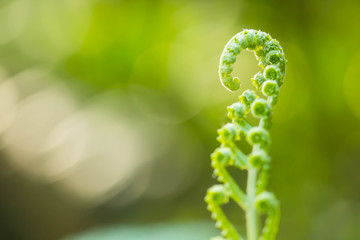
[205,29,287,240]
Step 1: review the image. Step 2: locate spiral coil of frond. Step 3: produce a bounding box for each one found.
[205,29,287,240]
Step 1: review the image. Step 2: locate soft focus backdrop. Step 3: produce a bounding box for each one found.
[0,0,360,239]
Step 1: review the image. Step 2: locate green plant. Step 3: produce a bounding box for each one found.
[205,29,287,240]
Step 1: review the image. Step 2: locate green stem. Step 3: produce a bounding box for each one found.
[246,167,258,240]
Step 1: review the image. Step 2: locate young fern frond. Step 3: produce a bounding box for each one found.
[205,29,287,240]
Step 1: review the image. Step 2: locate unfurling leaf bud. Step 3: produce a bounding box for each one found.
[227,42,241,54]
[247,127,270,147]
[264,39,281,53]
[222,51,237,64]
[264,65,280,81]
[239,90,257,110]
[262,80,279,96]
[252,72,266,90]
[245,31,256,50]
[266,50,282,64]
[251,98,271,118]
[255,191,279,213]
[222,75,240,91]
[207,184,229,204]
[220,64,233,75]
[248,150,270,169]
[227,102,245,120]
[211,147,232,166]
[217,123,237,144]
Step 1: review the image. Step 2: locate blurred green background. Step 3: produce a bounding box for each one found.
[0,0,360,239]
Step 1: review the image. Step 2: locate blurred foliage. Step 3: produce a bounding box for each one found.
[0,0,359,240]
[64,221,218,240]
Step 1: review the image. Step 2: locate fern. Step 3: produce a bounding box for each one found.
[205,29,287,240]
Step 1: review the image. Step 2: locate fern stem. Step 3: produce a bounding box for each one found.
[246,167,258,240]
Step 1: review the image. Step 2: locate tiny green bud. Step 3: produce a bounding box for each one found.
[251,98,271,118]
[247,127,270,147]
[255,191,279,213]
[259,58,268,68]
[239,90,257,110]
[264,65,280,81]
[211,147,232,166]
[222,51,237,64]
[227,42,241,54]
[254,31,268,46]
[255,48,266,58]
[217,123,237,144]
[227,102,245,120]
[262,80,279,96]
[248,150,270,169]
[222,75,240,91]
[222,75,233,84]
[237,35,248,49]
[227,77,240,91]
[207,184,229,204]
[220,64,233,75]
[266,50,282,64]
[264,39,280,53]
[252,72,266,90]
[245,31,256,50]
